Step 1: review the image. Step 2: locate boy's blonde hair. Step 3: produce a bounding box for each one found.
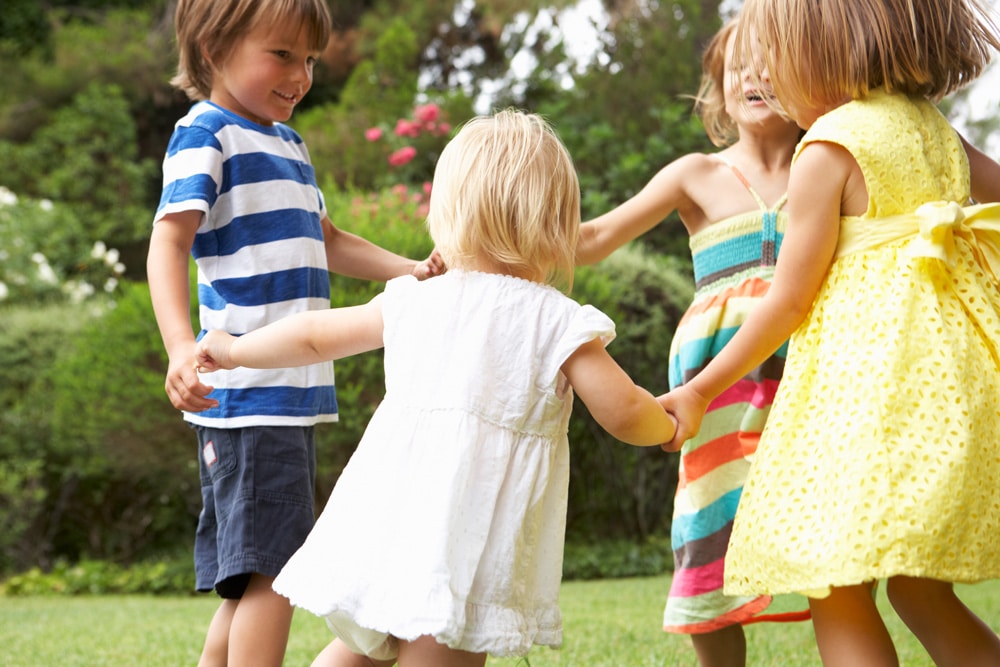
[693,18,740,147]
[427,109,581,291]
[171,0,332,101]
[735,0,1000,114]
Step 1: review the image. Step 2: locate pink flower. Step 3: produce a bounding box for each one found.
[435,122,451,136]
[394,119,421,138]
[388,146,417,167]
[414,103,440,124]
[364,127,383,141]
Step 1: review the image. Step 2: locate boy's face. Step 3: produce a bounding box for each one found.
[209,19,320,125]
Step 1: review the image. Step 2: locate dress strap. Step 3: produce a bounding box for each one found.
[713,155,788,214]
[713,154,788,266]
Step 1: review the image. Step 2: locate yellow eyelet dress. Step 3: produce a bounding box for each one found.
[724,91,1000,598]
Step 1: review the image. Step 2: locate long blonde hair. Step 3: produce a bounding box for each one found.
[735,0,1000,114]
[427,109,580,291]
[171,0,331,101]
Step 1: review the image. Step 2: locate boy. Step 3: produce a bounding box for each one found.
[146,1,442,664]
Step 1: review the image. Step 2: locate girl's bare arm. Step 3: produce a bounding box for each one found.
[196,295,386,371]
[662,141,850,446]
[576,155,705,265]
[562,338,677,447]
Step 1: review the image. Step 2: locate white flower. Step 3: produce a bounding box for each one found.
[105,248,120,266]
[31,252,46,264]
[91,241,107,259]
[0,281,8,300]
[104,277,119,293]
[65,280,96,303]
[0,187,17,207]
[39,199,53,211]
[36,261,58,285]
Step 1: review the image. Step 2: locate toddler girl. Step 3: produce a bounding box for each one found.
[196,109,678,667]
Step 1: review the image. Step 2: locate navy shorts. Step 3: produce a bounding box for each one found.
[193,425,317,599]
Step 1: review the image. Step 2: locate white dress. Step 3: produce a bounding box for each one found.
[272,270,615,659]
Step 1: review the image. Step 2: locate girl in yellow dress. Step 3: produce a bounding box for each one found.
[661,0,1000,665]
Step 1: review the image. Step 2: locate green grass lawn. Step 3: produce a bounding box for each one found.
[2,575,998,666]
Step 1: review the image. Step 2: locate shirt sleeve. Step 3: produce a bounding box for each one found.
[154,124,223,224]
[551,303,616,372]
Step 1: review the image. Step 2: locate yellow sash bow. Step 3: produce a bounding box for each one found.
[836,201,1000,284]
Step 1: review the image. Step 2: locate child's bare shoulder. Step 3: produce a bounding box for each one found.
[671,151,723,173]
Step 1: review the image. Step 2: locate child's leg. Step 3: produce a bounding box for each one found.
[690,623,746,667]
[198,599,237,667]
[809,582,897,667]
[226,574,294,667]
[397,635,487,667]
[310,639,396,667]
[886,575,1000,667]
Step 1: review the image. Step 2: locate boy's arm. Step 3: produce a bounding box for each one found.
[561,338,677,447]
[196,296,385,371]
[147,210,218,412]
[322,217,445,281]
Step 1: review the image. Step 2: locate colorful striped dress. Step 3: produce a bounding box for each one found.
[663,160,807,633]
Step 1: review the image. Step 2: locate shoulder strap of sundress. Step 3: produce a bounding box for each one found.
[714,154,788,213]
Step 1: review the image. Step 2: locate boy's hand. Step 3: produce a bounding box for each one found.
[657,386,709,452]
[412,249,446,280]
[163,342,218,412]
[194,330,238,372]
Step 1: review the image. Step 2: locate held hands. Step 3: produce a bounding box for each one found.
[657,385,711,452]
[193,330,239,373]
[413,249,447,280]
[163,341,218,413]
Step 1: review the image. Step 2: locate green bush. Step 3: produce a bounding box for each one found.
[1,554,194,596]
[563,535,674,580]
[44,280,198,565]
[0,282,197,573]
[0,190,126,306]
[0,302,93,573]
[0,82,157,251]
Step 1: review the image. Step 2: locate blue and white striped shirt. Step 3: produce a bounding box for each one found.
[155,101,338,427]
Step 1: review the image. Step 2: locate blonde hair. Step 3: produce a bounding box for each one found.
[171,0,332,101]
[427,109,581,291]
[735,0,1000,114]
[693,18,740,147]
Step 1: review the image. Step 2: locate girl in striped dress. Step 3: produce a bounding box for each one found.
[576,16,808,666]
